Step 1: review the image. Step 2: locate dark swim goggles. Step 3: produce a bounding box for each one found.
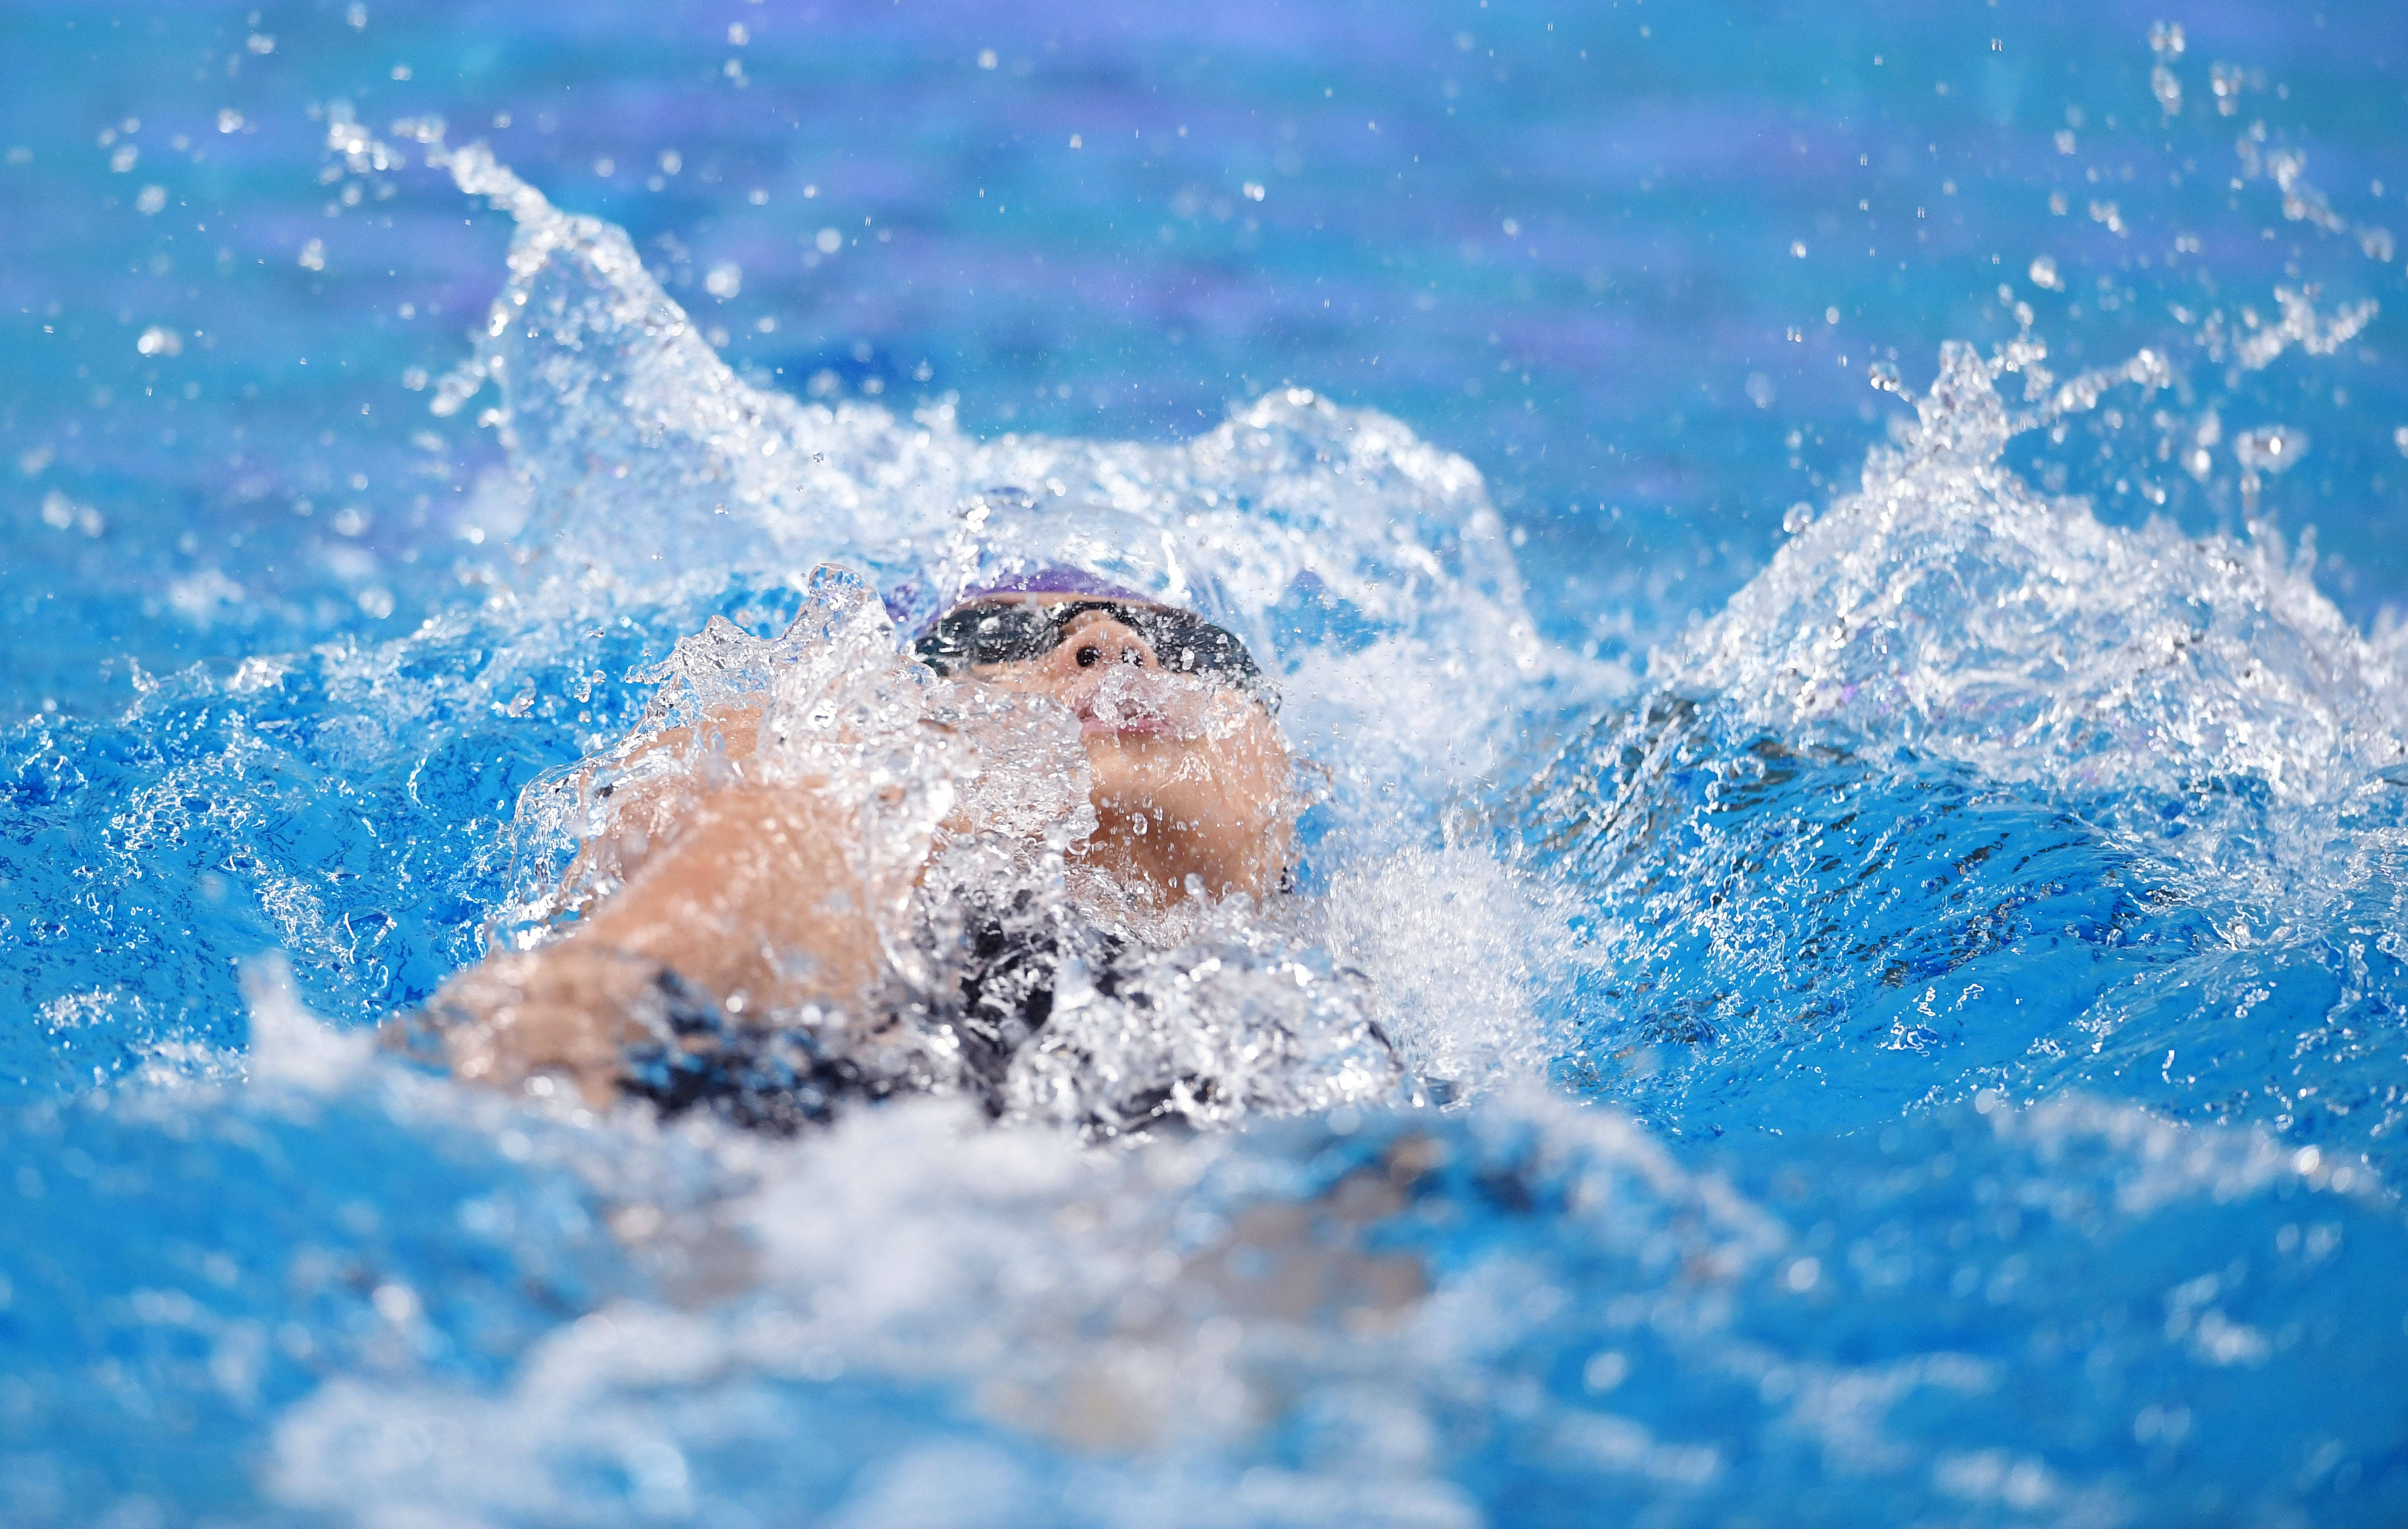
[912,598,1279,712]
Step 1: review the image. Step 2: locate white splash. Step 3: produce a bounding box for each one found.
[1678,339,2407,806]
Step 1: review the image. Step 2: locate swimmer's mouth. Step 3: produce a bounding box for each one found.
[1073,676,1193,739]
[1077,699,1174,738]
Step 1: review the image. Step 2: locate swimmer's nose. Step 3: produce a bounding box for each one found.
[1055,614,1158,674]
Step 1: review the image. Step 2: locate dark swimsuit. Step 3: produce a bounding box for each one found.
[615,896,1127,1136]
[614,967,871,1135]
[610,900,1394,1139]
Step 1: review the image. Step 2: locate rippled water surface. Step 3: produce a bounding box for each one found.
[6,2,2408,1524]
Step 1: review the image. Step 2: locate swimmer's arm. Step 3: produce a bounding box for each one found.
[412,691,998,1106]
[581,688,1000,887]
[566,703,765,890]
[415,777,886,1107]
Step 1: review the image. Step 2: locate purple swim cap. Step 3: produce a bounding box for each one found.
[957,565,1155,603]
[891,565,1163,640]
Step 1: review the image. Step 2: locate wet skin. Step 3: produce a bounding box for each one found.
[966,600,1293,903]
[406,598,1295,1105]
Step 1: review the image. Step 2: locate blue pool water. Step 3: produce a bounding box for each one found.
[6,1,2408,1523]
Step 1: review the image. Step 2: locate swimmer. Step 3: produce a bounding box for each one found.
[400,574,1319,1130]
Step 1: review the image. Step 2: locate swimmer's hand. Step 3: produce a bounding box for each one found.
[399,946,669,1108]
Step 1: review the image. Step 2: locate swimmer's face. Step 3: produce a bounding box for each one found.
[941,596,1293,902]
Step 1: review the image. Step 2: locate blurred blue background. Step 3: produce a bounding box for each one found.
[8,0,2404,706]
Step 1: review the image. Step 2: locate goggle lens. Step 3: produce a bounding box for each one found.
[913,599,1277,711]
